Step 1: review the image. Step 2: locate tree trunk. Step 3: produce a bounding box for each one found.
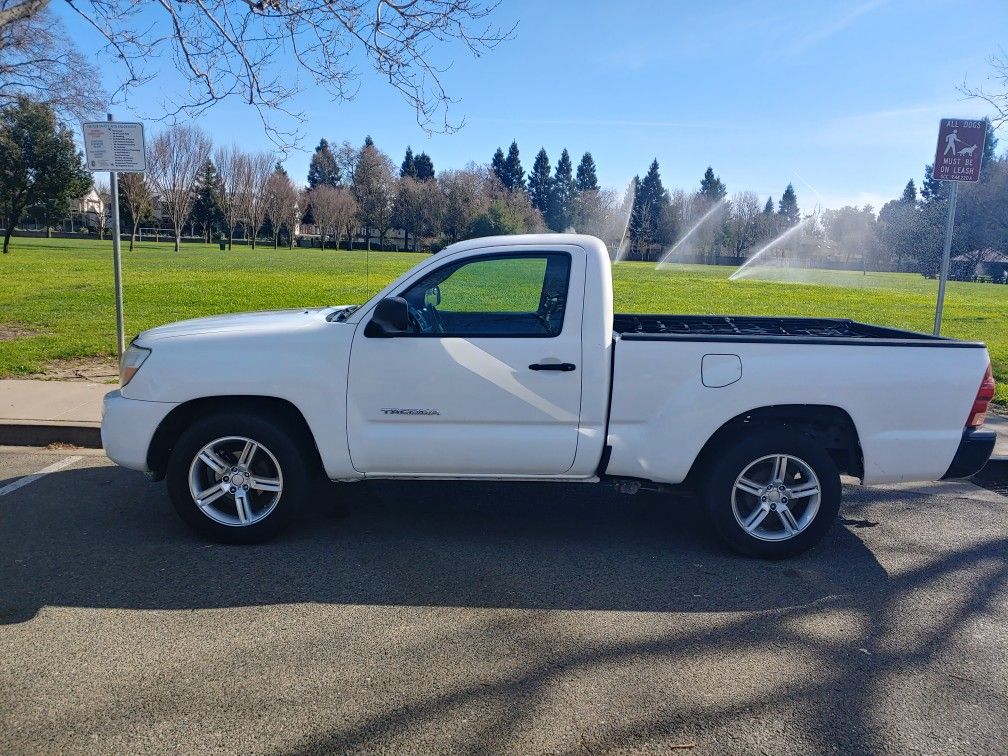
[174,229,181,252]
[320,233,326,251]
[130,221,138,252]
[228,228,234,251]
[274,231,279,249]
[46,226,52,238]
[3,222,14,253]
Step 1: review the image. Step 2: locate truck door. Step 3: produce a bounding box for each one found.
[347,248,585,476]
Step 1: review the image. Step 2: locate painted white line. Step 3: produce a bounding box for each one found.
[0,456,82,496]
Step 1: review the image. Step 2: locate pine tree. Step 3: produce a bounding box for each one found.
[528,148,552,215]
[763,196,774,214]
[504,141,525,191]
[575,152,599,192]
[921,164,944,203]
[307,139,340,188]
[491,147,507,185]
[191,159,225,243]
[547,148,576,231]
[778,183,799,225]
[980,117,999,182]
[414,152,435,181]
[699,166,726,201]
[627,159,667,257]
[400,146,417,178]
[901,179,917,204]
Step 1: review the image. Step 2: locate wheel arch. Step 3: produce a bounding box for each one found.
[147,395,325,481]
[685,404,864,485]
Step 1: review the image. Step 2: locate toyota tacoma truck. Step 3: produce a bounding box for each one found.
[101,234,997,557]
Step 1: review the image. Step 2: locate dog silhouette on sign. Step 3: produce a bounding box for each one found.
[958,144,978,157]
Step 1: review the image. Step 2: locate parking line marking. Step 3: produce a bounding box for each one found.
[0,456,82,496]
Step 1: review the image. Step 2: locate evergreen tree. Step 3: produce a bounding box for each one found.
[400,146,417,178]
[547,148,576,231]
[528,148,552,215]
[491,147,507,185]
[980,117,999,182]
[921,164,944,203]
[414,152,435,181]
[307,138,340,188]
[627,159,668,257]
[777,183,799,225]
[901,179,917,204]
[763,196,774,214]
[191,159,225,242]
[699,166,726,201]
[504,140,525,191]
[0,96,90,253]
[575,152,599,192]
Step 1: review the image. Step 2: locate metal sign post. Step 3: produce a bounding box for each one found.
[81,116,146,360]
[931,118,987,336]
[933,181,958,336]
[107,117,126,359]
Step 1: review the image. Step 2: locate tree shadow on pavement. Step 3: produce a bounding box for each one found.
[1,465,885,623]
[2,465,1006,753]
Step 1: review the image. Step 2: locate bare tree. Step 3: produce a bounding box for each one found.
[118,172,153,251]
[438,168,487,242]
[214,145,247,250]
[729,191,761,257]
[0,5,104,121]
[146,124,212,251]
[308,185,357,250]
[264,169,299,249]
[960,48,1008,128]
[92,180,111,240]
[242,151,275,249]
[5,0,512,147]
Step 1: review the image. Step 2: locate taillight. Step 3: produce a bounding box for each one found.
[967,363,996,429]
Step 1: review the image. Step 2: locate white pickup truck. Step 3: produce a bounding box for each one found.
[102,234,997,557]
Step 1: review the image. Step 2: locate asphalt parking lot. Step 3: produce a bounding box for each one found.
[1,447,1006,755]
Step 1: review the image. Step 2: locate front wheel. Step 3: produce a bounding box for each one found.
[166,412,311,543]
[703,429,841,559]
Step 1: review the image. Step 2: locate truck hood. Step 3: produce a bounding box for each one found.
[136,306,350,343]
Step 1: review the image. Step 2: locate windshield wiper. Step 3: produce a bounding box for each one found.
[329,305,361,322]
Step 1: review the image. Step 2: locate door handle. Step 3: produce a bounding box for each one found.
[529,362,576,372]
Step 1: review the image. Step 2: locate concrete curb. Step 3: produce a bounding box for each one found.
[0,421,102,449]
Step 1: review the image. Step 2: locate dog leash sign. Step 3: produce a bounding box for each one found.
[933,119,987,183]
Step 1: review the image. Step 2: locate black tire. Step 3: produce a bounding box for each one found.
[165,411,312,544]
[702,428,841,559]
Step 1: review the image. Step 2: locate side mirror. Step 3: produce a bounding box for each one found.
[364,296,410,337]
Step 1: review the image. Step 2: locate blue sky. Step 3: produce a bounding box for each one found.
[58,0,1006,210]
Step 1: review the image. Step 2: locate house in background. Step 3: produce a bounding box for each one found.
[952,249,1008,282]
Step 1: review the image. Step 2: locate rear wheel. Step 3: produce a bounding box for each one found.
[703,428,841,558]
[166,412,311,543]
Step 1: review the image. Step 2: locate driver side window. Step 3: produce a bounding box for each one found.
[399,253,571,337]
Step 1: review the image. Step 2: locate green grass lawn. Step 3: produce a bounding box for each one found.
[3,236,1007,402]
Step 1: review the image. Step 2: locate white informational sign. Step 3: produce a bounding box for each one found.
[82,121,146,172]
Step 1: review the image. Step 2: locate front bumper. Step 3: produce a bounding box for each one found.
[101,390,179,472]
[942,428,996,479]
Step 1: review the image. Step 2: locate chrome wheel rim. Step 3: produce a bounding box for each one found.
[731,454,821,542]
[187,436,283,527]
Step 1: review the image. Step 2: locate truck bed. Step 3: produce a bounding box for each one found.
[613,314,983,347]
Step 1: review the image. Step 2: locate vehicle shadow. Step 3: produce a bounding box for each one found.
[0,464,888,624]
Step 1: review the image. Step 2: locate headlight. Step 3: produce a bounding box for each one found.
[120,344,151,386]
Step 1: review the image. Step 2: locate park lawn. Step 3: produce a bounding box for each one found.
[2,236,1007,403]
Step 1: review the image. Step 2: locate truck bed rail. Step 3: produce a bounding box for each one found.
[613,314,983,347]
